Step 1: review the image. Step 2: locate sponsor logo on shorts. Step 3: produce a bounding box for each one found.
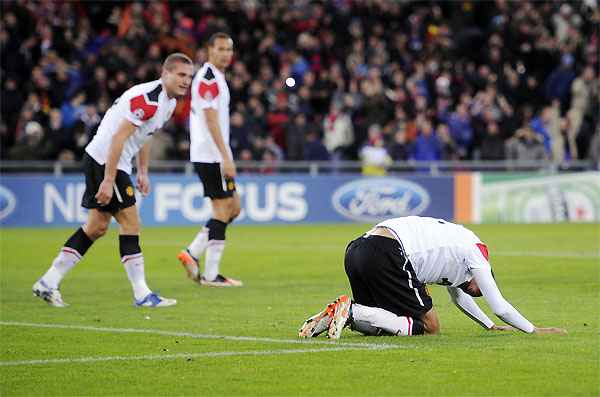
[331,178,430,222]
[126,186,134,197]
[0,185,17,221]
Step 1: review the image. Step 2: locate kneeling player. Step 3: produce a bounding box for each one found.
[32,53,193,307]
[299,216,566,338]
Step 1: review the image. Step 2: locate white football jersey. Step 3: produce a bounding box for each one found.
[189,62,232,163]
[85,79,176,174]
[374,216,490,287]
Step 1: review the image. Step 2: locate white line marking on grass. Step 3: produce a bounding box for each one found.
[495,251,599,259]
[0,346,388,367]
[0,321,404,350]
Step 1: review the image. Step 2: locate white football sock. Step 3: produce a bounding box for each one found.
[203,240,225,281]
[41,248,82,289]
[350,319,382,336]
[352,303,414,336]
[122,253,152,300]
[187,227,209,259]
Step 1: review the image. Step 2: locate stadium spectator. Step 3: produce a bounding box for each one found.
[437,123,460,161]
[323,102,354,161]
[359,124,391,175]
[505,127,548,161]
[387,130,410,162]
[480,121,506,161]
[285,113,307,161]
[530,106,553,157]
[447,104,473,159]
[303,128,330,162]
[568,65,596,159]
[411,120,441,161]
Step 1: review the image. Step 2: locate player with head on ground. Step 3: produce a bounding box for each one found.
[177,32,242,287]
[33,53,194,307]
[299,216,567,338]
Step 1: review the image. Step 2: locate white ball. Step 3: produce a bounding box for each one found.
[285,77,296,88]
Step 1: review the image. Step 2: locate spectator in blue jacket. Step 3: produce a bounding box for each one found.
[530,106,553,157]
[447,103,473,158]
[411,120,441,161]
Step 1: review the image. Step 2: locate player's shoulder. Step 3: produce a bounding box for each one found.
[198,62,218,81]
[125,80,163,100]
[195,63,221,101]
[126,80,164,122]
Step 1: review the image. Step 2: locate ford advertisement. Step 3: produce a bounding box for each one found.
[0,174,454,226]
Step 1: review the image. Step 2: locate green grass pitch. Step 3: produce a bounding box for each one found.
[1,223,599,396]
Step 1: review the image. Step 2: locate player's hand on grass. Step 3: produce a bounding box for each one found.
[95,179,114,205]
[223,157,237,178]
[533,327,567,335]
[490,325,515,331]
[136,173,151,196]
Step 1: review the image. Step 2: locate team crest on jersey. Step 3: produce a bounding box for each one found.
[133,108,145,119]
[199,67,219,101]
[130,85,162,121]
[126,186,134,197]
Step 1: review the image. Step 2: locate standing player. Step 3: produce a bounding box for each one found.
[177,32,242,287]
[33,53,194,307]
[299,216,566,338]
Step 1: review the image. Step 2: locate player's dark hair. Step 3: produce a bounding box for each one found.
[162,53,193,71]
[207,32,232,47]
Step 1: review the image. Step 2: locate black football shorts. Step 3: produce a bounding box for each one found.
[194,162,236,199]
[344,234,433,319]
[81,153,136,214]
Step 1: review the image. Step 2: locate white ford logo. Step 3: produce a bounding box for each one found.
[331,178,430,222]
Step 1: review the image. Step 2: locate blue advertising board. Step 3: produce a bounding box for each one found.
[0,174,454,226]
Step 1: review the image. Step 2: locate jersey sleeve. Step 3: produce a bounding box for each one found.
[126,92,159,126]
[466,242,491,271]
[196,67,219,110]
[472,267,535,333]
[447,287,495,329]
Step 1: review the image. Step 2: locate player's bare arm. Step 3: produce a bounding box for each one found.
[95,120,137,206]
[204,108,236,177]
[136,140,152,196]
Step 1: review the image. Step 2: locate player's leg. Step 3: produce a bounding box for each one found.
[300,237,367,338]
[201,197,243,285]
[229,191,241,222]
[179,163,240,285]
[33,209,111,307]
[33,153,113,307]
[340,235,433,337]
[299,295,351,338]
[421,307,440,334]
[114,203,176,307]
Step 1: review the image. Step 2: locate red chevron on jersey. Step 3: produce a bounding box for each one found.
[130,94,158,121]
[199,81,219,100]
[476,243,489,261]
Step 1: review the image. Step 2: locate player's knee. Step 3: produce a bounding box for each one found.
[120,223,140,235]
[229,202,241,220]
[423,317,440,335]
[86,222,109,239]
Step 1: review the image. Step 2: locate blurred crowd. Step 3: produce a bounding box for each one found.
[1,0,599,169]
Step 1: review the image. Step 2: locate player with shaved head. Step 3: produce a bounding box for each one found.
[33,53,194,307]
